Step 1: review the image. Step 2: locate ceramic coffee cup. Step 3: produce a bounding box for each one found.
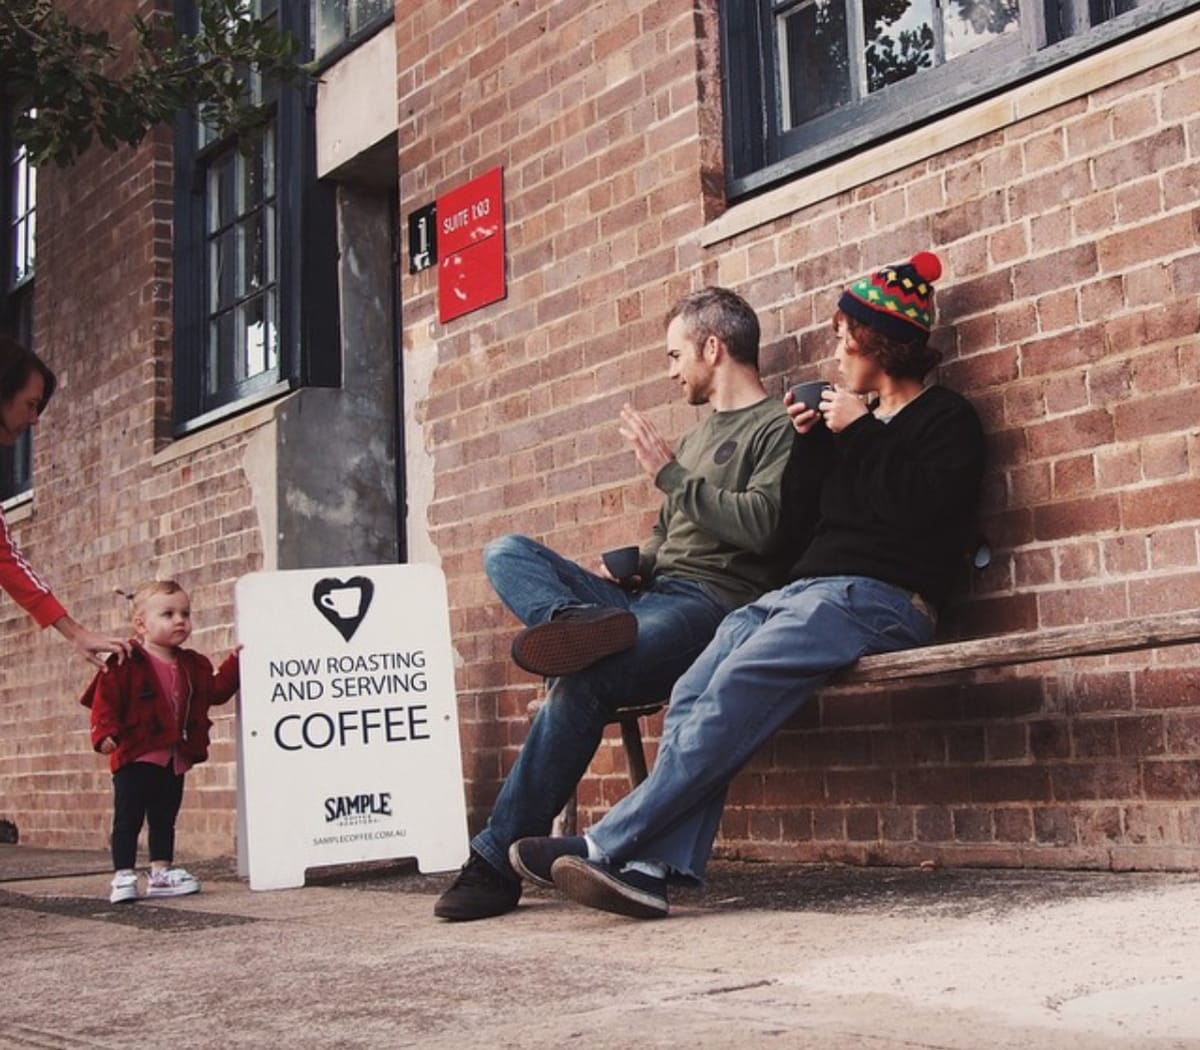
[788,380,832,426]
[602,545,641,581]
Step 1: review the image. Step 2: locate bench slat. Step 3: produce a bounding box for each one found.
[836,609,1200,685]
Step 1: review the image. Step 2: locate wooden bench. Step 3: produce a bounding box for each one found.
[586,607,1200,790]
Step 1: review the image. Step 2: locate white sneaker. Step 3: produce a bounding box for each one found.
[109,871,138,904]
[145,867,200,897]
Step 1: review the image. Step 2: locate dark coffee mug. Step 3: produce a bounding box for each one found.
[602,545,640,581]
[789,381,832,431]
[788,380,832,414]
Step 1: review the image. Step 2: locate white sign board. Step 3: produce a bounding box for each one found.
[235,563,468,890]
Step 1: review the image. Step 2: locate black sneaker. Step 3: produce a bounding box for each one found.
[433,851,521,921]
[551,855,669,919]
[511,607,637,676]
[508,835,588,888]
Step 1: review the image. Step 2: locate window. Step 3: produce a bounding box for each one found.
[204,125,279,404]
[1,104,35,500]
[721,0,1197,197]
[312,0,393,63]
[173,0,339,434]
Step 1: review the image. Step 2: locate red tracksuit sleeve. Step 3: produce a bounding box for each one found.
[0,506,67,628]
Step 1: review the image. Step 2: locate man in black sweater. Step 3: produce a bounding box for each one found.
[507,251,987,918]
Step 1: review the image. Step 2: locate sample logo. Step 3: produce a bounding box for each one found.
[324,791,393,825]
[312,576,375,642]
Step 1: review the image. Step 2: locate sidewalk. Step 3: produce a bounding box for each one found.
[2,844,1199,1049]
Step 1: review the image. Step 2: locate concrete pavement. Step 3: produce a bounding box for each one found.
[2,844,1199,1048]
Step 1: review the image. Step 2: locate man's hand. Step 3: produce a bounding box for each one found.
[99,736,117,755]
[619,403,675,478]
[596,559,644,591]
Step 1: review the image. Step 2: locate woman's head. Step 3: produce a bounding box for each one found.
[834,253,944,382]
[0,335,56,446]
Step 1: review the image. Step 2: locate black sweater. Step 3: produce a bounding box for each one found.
[778,385,986,608]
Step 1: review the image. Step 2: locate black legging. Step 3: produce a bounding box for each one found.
[111,761,185,871]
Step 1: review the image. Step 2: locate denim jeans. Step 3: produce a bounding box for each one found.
[471,534,730,877]
[586,575,936,881]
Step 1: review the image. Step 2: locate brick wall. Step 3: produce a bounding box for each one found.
[4,0,1195,871]
[401,1,1200,869]
[0,0,261,855]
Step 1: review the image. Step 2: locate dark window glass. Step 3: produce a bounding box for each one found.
[174,1,339,434]
[723,0,1194,198]
[2,106,34,500]
[779,1,851,127]
[313,0,393,61]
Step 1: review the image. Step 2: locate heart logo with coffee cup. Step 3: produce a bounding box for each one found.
[312,576,375,642]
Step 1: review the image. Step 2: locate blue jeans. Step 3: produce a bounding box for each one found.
[471,534,730,877]
[586,576,936,881]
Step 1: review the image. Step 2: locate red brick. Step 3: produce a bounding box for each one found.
[1033,807,1076,844]
[994,807,1034,842]
[915,806,954,842]
[896,768,971,804]
[1093,129,1187,192]
[1164,713,1200,754]
[1143,759,1200,799]
[1057,538,1101,580]
[1026,410,1115,460]
[1072,720,1118,757]
[1128,572,1200,616]
[1122,478,1200,529]
[971,765,1052,803]
[1135,667,1200,709]
[986,723,1029,761]
[1062,670,1135,715]
[846,808,881,840]
[1032,496,1121,543]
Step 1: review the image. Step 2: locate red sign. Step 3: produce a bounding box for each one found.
[437,167,506,323]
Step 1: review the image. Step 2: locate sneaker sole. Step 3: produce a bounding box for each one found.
[432,895,520,921]
[109,888,138,904]
[146,883,200,898]
[507,842,559,889]
[551,856,668,919]
[511,613,637,676]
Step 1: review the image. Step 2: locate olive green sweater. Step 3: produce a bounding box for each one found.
[643,396,794,609]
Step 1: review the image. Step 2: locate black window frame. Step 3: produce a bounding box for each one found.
[173,0,340,436]
[1,100,35,501]
[721,0,1199,199]
[311,0,395,68]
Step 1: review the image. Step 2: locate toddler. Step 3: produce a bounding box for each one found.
[80,580,239,903]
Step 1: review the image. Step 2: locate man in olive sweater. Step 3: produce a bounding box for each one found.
[436,287,795,921]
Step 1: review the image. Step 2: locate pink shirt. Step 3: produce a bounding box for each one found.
[135,649,192,775]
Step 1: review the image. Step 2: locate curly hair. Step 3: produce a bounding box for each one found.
[836,311,942,382]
